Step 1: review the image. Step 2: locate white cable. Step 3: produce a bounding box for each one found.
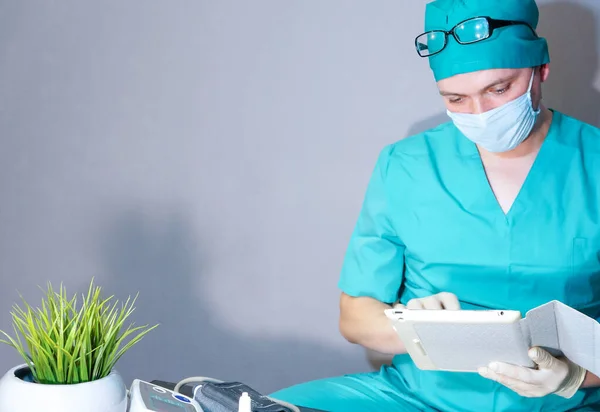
[174,376,301,412]
[174,376,224,393]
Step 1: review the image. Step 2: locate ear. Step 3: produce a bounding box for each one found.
[539,63,550,83]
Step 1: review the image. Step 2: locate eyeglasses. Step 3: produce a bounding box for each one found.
[415,16,538,57]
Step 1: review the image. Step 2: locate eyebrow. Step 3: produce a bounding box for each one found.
[439,76,516,97]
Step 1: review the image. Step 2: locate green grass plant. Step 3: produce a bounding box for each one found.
[0,279,158,384]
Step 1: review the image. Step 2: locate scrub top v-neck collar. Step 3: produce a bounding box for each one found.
[456,109,560,225]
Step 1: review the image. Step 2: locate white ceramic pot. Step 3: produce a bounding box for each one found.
[0,364,128,412]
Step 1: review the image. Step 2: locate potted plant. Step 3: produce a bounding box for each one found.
[0,279,158,412]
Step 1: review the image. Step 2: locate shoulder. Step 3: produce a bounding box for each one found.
[374,120,461,174]
[553,111,600,154]
[392,121,456,154]
[378,120,457,161]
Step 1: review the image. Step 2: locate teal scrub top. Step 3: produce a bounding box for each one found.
[338,110,600,411]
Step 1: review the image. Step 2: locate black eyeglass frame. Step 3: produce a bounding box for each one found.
[415,16,538,58]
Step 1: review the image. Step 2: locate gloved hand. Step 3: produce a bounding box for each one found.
[394,292,461,310]
[478,347,587,399]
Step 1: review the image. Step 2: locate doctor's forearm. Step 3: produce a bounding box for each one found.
[339,293,407,355]
[582,371,600,388]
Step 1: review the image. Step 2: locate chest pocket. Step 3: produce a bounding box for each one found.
[569,237,600,315]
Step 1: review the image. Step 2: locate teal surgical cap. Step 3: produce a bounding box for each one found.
[424,0,550,81]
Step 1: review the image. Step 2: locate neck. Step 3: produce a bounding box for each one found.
[479,106,553,160]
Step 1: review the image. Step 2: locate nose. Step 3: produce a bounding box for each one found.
[470,98,494,114]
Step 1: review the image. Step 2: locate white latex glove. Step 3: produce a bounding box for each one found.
[394,292,461,310]
[478,347,587,399]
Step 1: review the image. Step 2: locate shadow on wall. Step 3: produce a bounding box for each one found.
[97,209,362,394]
[99,1,600,387]
[538,1,600,127]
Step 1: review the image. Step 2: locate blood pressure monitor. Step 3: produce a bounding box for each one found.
[128,379,203,412]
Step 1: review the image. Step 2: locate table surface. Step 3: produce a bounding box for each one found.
[150,380,326,412]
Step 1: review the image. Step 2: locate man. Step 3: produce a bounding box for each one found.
[270,0,600,410]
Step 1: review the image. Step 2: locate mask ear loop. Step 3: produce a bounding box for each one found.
[527,68,536,92]
[528,68,541,113]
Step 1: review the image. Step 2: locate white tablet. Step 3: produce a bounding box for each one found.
[384,307,535,372]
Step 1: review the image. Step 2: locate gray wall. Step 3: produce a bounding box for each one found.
[0,0,598,394]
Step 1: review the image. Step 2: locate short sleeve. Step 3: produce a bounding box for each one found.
[338,145,405,304]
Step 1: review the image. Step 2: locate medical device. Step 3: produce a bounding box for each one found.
[128,379,202,411]
[128,376,308,412]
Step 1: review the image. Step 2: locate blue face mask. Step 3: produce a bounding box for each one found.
[446,70,540,153]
